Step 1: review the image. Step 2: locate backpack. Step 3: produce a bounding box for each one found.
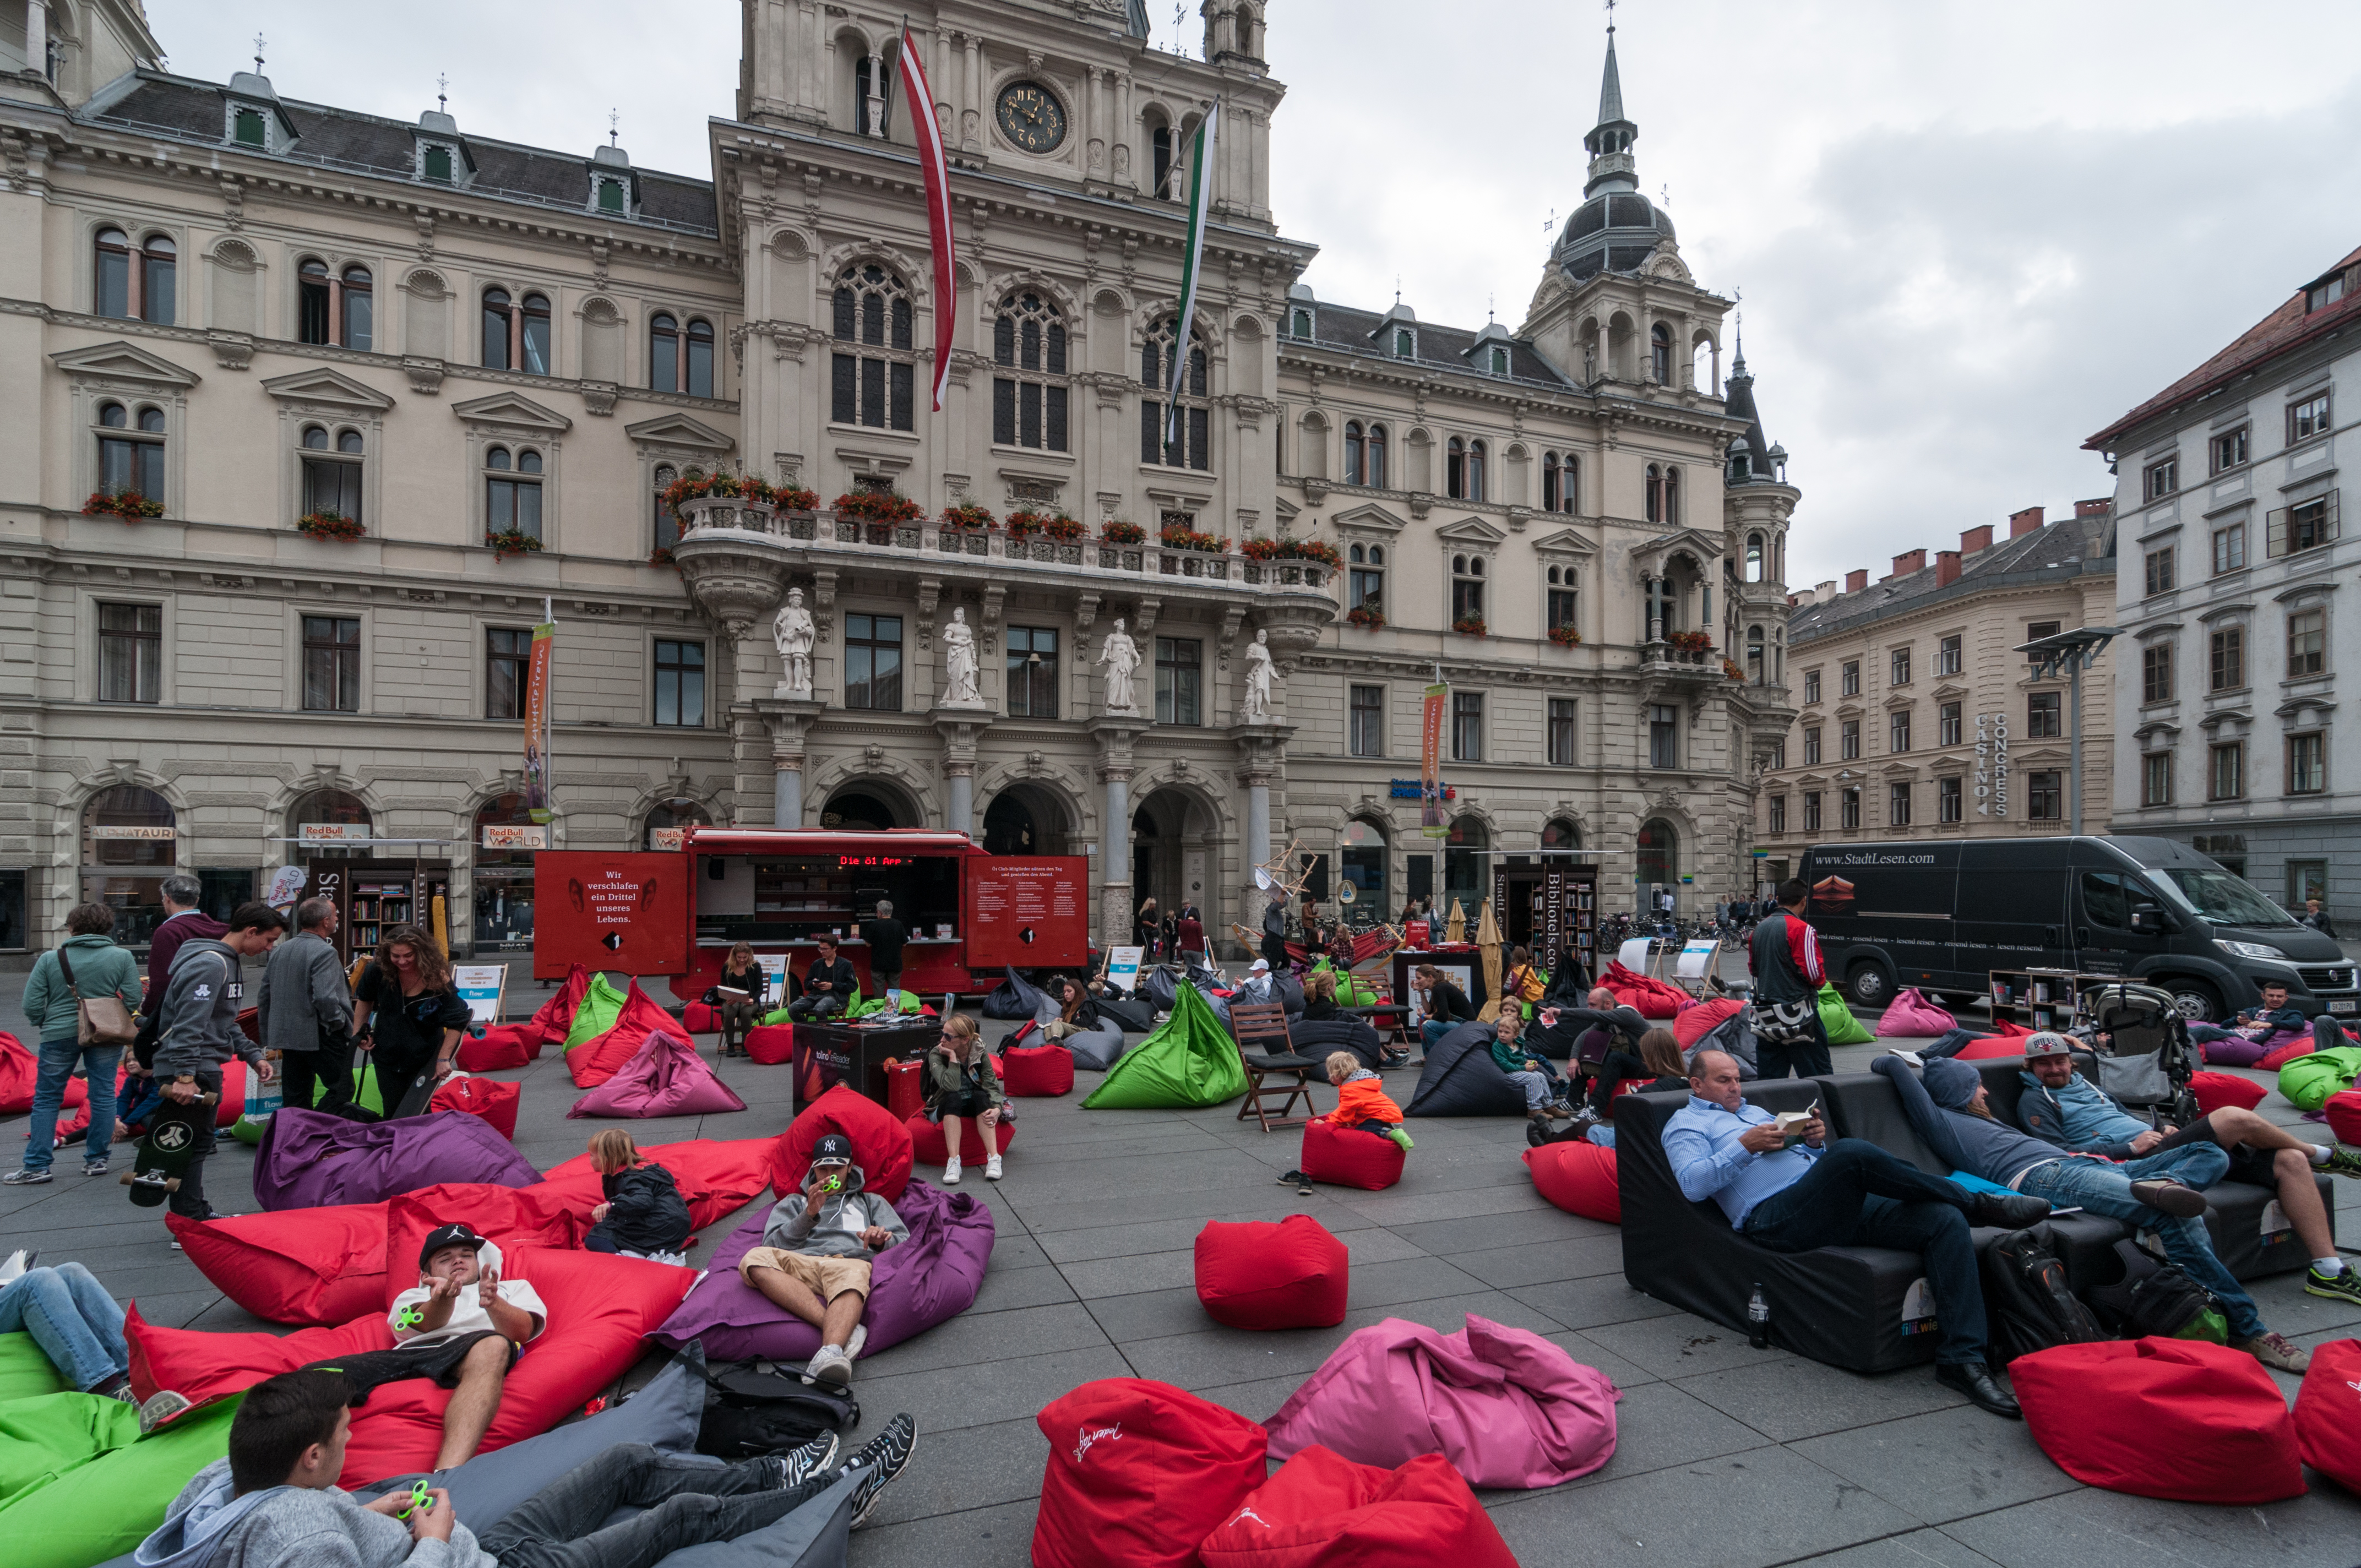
[1981,1226,2108,1365]
[2085,1239,2229,1344]
[667,1349,859,1458]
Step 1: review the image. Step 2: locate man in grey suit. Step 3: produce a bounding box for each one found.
[258,896,356,1116]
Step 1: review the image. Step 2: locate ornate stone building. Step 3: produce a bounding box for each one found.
[0,0,1794,959]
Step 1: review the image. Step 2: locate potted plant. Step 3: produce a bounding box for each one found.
[1042,514,1086,543]
[1723,657,1748,681]
[1347,603,1386,630]
[648,545,678,569]
[1158,524,1222,553]
[940,502,996,531]
[1241,536,1280,562]
[1100,519,1145,545]
[486,529,544,561]
[81,490,164,520]
[1548,624,1582,647]
[295,510,366,542]
[1667,629,1713,654]
[1277,538,1342,568]
[831,490,923,524]
[1452,613,1488,638]
[774,486,820,512]
[1004,509,1049,539]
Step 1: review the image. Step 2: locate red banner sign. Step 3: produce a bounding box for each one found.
[524,622,554,824]
[1420,683,1449,837]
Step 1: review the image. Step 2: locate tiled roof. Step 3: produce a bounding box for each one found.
[1285,300,1575,389]
[1788,513,2114,644]
[2084,242,2361,450]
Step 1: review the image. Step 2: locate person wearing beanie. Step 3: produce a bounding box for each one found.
[1873,1053,2313,1373]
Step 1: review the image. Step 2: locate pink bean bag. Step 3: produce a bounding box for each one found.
[1299,1116,1405,1191]
[1525,1140,1618,1223]
[1033,1379,1269,1568]
[1673,998,1743,1050]
[1000,1044,1075,1097]
[567,1030,746,1119]
[906,1108,1015,1164]
[770,1084,913,1201]
[457,1025,536,1072]
[431,1075,521,1140]
[2325,1090,2361,1146]
[745,1023,796,1065]
[1195,1216,1349,1331]
[681,1001,722,1034]
[1267,1313,1620,1489]
[2191,1071,2268,1117]
[165,1202,391,1326]
[1879,987,1955,1036]
[564,979,681,1088]
[1197,1446,1519,1568]
[655,1179,994,1362]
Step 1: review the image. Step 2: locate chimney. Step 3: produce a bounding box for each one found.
[1891,548,1927,578]
[2009,505,2045,538]
[1960,524,1994,556]
[1815,579,1837,601]
[1843,568,1868,594]
[2075,497,2111,517]
[1935,549,1961,588]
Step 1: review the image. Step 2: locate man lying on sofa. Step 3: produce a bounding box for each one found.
[1873,1054,2313,1373]
[2012,1031,2361,1309]
[1663,1049,2048,1418]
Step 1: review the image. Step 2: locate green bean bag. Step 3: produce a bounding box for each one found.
[0,1393,141,1507]
[2278,1046,2361,1112]
[0,1335,68,1404]
[1819,983,1875,1046]
[1310,960,1385,1008]
[0,1391,241,1568]
[561,972,629,1050]
[1084,983,1250,1109]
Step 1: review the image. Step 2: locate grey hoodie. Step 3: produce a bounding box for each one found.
[135,1457,492,1568]
[153,938,265,1080]
[759,1162,910,1259]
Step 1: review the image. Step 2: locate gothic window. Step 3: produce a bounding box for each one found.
[1140,317,1209,469]
[1365,423,1387,488]
[1344,422,1364,485]
[831,263,916,432]
[993,292,1069,451]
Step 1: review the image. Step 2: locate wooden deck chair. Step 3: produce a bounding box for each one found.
[1227,1002,1321,1132]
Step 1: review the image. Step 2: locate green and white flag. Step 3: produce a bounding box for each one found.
[1166,102,1219,451]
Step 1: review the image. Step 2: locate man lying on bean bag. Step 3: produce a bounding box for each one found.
[739,1133,908,1392]
[130,1365,918,1568]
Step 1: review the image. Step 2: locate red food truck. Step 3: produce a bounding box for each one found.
[530,827,1091,1004]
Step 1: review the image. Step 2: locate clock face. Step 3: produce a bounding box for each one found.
[995,81,1067,155]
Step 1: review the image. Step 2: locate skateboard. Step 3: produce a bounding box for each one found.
[121,1092,216,1207]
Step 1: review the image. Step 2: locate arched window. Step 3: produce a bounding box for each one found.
[1729,440,1751,483]
[1451,554,1484,623]
[1151,122,1174,199]
[1140,316,1208,469]
[485,446,544,541]
[645,797,710,850]
[853,53,893,137]
[481,287,512,368]
[95,227,132,318]
[1467,439,1487,503]
[1542,452,1559,511]
[1559,452,1578,511]
[298,258,331,344]
[1546,565,1577,635]
[341,266,373,350]
[1745,532,1765,582]
[1541,818,1581,851]
[686,318,714,398]
[1644,463,1660,523]
[1748,625,1766,684]
[300,423,365,523]
[80,783,178,946]
[993,291,1069,451]
[1636,819,1678,891]
[1343,421,1364,485]
[649,313,679,393]
[1662,466,1679,525]
[1366,423,1388,488]
[520,292,551,374]
[290,787,372,857]
[140,235,176,325]
[472,792,539,951]
[96,400,165,504]
[652,463,679,549]
[1446,437,1466,499]
[831,263,916,431]
[1340,817,1387,908]
[481,290,551,373]
[1348,542,1384,617]
[1650,322,1672,384]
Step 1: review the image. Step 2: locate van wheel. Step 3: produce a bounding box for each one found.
[2165,981,2222,1025]
[1847,961,1895,1009]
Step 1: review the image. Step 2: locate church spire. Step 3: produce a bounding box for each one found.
[1581,10,1639,198]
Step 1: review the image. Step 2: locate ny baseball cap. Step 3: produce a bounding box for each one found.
[2022,1032,2075,1059]
[418,1223,487,1270]
[810,1133,855,1165]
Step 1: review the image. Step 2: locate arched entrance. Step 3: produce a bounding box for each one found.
[820,789,902,831]
[472,792,538,953]
[1339,818,1387,922]
[1636,818,1679,910]
[982,783,1071,858]
[645,797,710,850]
[290,787,372,857]
[1542,818,1581,851]
[1443,814,1488,919]
[1131,786,1219,941]
[81,783,177,946]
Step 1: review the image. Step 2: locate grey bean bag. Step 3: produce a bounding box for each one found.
[1286,1018,1388,1082]
[655,1467,860,1568]
[1144,966,1179,1011]
[1096,995,1156,1033]
[1063,1022,1129,1072]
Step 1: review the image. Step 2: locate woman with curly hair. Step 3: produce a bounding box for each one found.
[352,925,472,1117]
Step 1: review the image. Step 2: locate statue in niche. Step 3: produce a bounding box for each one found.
[1241,628,1277,721]
[773,587,815,697]
[1097,617,1141,715]
[942,607,983,706]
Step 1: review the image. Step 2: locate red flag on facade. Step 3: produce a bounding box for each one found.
[897,25,955,413]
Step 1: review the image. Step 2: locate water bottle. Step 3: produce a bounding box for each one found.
[1747,1283,1771,1349]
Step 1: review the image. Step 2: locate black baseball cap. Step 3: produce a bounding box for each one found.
[810,1134,854,1165]
[419,1223,488,1270]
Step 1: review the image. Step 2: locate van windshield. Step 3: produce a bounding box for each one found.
[2155,869,2297,928]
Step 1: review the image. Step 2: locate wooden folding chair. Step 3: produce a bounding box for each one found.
[1227,1002,1321,1132]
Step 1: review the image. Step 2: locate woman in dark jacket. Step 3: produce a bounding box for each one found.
[351,925,474,1117]
[706,941,770,1058]
[582,1129,694,1259]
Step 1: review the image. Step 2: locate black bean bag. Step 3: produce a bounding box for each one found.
[1097,996,1156,1034]
[1144,967,1179,1011]
[983,966,1053,1021]
[1287,1019,1386,1084]
[1405,1023,1528,1117]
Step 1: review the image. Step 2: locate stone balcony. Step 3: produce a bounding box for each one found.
[1638,641,1726,679]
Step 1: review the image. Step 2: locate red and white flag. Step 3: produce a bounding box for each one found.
[896,26,956,413]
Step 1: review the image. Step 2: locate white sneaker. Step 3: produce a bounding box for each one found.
[984,1154,1004,1182]
[942,1155,962,1185]
[846,1322,868,1361]
[803,1343,853,1390]
[1886,1047,1925,1068]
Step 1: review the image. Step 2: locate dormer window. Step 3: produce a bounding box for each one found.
[1393,328,1414,359]
[2308,270,2348,313]
[1488,345,1508,374]
[423,144,454,182]
[233,107,266,148]
[1291,308,1312,339]
[595,176,627,214]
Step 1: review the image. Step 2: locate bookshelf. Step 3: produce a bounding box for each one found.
[1987,968,2109,1032]
[347,878,416,955]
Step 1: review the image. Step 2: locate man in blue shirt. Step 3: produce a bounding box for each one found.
[1663,1050,2048,1418]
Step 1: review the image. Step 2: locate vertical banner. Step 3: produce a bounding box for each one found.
[1166,102,1220,450]
[896,24,956,412]
[1419,683,1449,837]
[524,622,554,824]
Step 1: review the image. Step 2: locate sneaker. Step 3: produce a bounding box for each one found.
[803,1344,853,1391]
[942,1155,962,1186]
[771,1429,840,1487]
[83,1161,110,1178]
[2304,1264,2361,1308]
[2323,1145,2361,1179]
[1,1169,52,1186]
[2236,1332,2311,1374]
[842,1413,918,1529]
[983,1154,1004,1182]
[137,1390,192,1435]
[1885,1047,1925,1069]
[2129,1178,2210,1218]
[90,1371,134,1402]
[845,1323,868,1362]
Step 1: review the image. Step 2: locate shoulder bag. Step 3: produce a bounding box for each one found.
[1747,994,1816,1046]
[56,948,139,1048]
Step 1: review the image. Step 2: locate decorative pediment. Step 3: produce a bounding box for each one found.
[50,340,200,388]
[624,412,734,453]
[2132,721,2182,744]
[2275,696,2337,721]
[260,366,395,411]
[1930,682,1970,701]
[1272,496,1302,524]
[1637,526,1724,560]
[1434,515,1508,547]
[1531,526,1599,559]
[450,390,573,434]
[1330,502,1406,536]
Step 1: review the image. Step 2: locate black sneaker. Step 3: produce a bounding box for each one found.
[772,1429,840,1487]
[842,1413,917,1528]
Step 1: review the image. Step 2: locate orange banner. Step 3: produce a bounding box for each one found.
[524,622,554,824]
[1420,683,1449,836]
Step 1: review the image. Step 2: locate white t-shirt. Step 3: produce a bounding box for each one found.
[388,1242,548,1348]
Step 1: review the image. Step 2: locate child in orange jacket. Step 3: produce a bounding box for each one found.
[1323,1052,1413,1152]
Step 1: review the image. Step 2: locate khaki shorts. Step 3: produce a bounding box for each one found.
[738,1247,873,1302]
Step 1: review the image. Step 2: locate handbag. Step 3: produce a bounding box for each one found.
[56,949,138,1048]
[1748,994,1816,1046]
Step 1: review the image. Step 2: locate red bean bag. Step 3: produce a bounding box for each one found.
[2326,1090,2361,1147]
[2259,1037,2318,1072]
[380,1183,586,1305]
[541,1137,780,1231]
[1195,1216,1349,1331]
[906,1108,1016,1164]
[745,1023,796,1065]
[1955,1037,2027,1061]
[1033,1378,1269,1568]
[2294,1337,2361,1494]
[1601,961,1684,1020]
[431,1076,521,1140]
[567,1030,746,1119]
[1524,1140,1619,1223]
[127,1247,695,1488]
[2011,1337,2304,1504]
[1197,1446,1519,1568]
[1299,1116,1404,1191]
[681,1001,722,1034]
[1000,1043,1075,1097]
[564,979,679,1089]
[769,1085,913,1202]
[2191,1070,2268,1117]
[165,1202,390,1326]
[457,1025,535,1072]
[526,964,590,1044]
[1672,997,1743,1050]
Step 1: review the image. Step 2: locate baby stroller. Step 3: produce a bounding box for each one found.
[2079,979,2200,1129]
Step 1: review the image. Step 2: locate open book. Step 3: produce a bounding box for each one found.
[1772,1105,1820,1145]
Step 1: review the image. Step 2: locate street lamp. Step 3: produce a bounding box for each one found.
[2015,626,2120,837]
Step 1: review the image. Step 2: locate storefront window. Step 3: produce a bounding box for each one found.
[80,785,176,947]
[1443,815,1488,918]
[1340,819,1386,917]
[199,869,255,921]
[472,793,539,952]
[291,788,373,858]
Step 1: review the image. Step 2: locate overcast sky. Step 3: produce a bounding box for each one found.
[152,1,2361,584]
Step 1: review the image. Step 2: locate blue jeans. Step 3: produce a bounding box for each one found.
[2015,1145,2262,1341]
[0,1263,128,1390]
[477,1443,842,1568]
[26,1037,118,1172]
[1421,1019,1460,1050]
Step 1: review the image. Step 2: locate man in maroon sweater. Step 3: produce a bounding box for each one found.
[145,877,227,1004]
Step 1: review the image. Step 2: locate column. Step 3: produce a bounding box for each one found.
[753,696,825,827]
[1088,715,1151,946]
[775,758,803,828]
[1100,765,1130,888]
[1229,719,1296,953]
[933,712,992,836]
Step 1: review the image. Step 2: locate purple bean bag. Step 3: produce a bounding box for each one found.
[2200,1033,2273,1068]
[252,1106,543,1211]
[655,1180,994,1362]
[567,1030,747,1119]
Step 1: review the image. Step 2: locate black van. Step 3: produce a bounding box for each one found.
[1797,836,2357,1024]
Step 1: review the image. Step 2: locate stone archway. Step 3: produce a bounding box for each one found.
[820,783,915,831]
[982,781,1074,857]
[1131,783,1223,948]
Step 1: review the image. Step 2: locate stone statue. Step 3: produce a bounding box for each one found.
[773,587,815,698]
[942,607,982,706]
[1242,628,1276,722]
[1097,617,1141,715]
